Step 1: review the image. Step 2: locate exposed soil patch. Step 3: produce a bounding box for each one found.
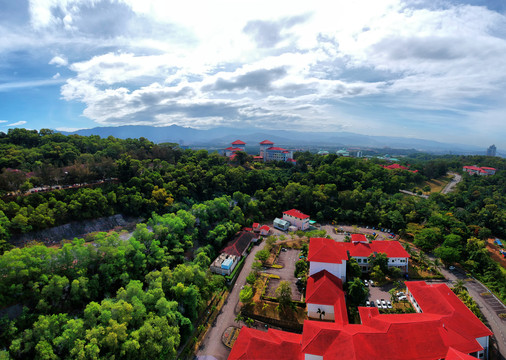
[486,238,506,268]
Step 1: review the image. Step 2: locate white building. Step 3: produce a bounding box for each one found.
[282,209,310,230]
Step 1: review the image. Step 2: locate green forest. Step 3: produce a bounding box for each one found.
[0,128,505,359]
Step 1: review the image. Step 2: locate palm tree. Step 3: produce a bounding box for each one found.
[317,308,326,320]
[452,280,466,295]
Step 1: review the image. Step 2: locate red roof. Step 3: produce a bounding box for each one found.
[351,234,367,243]
[406,282,492,339]
[231,279,492,359]
[307,238,348,264]
[306,270,343,306]
[346,240,410,258]
[259,225,270,231]
[253,155,263,159]
[252,223,259,229]
[283,209,309,219]
[260,140,274,145]
[232,140,246,145]
[220,231,257,257]
[225,147,245,151]
[480,167,496,170]
[228,326,303,360]
[267,146,286,151]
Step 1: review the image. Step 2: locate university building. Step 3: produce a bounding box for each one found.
[229,237,492,359]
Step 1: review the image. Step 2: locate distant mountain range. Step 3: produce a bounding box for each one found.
[59,125,490,154]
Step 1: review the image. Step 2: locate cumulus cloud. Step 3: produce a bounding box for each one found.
[49,55,68,67]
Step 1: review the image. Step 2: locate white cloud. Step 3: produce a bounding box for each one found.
[52,72,61,79]
[49,55,68,67]
[5,121,27,127]
[0,78,65,92]
[1,0,503,146]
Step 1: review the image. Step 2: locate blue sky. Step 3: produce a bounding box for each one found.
[1,0,506,149]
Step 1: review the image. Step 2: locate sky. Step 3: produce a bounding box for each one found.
[1,0,506,149]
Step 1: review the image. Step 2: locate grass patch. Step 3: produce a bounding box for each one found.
[422,175,451,194]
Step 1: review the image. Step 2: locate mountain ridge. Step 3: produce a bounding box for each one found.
[58,125,487,154]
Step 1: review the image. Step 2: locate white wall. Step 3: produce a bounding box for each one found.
[307,303,335,321]
[305,354,323,360]
[309,261,346,282]
[476,336,489,359]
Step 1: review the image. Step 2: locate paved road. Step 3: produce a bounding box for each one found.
[437,266,506,359]
[441,172,462,194]
[196,240,267,360]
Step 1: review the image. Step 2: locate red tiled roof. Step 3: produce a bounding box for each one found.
[220,231,257,257]
[346,240,410,258]
[253,155,263,159]
[307,238,348,263]
[225,147,245,151]
[351,234,367,243]
[306,270,344,306]
[406,282,492,339]
[267,146,286,151]
[228,326,303,360]
[259,225,270,231]
[260,140,274,145]
[480,167,496,170]
[283,209,309,219]
[463,165,485,172]
[252,223,259,229]
[232,140,246,145]
[287,158,297,163]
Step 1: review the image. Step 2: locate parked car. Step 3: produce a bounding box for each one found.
[387,301,392,309]
[398,295,407,301]
[366,301,370,307]
[449,266,455,270]
[369,281,375,287]
[396,292,405,297]
[376,299,381,307]
[381,299,387,309]
[364,280,369,286]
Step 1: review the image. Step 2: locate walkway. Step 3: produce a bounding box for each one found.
[196,240,267,360]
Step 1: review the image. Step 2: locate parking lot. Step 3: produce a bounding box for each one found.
[264,248,303,301]
[366,281,396,309]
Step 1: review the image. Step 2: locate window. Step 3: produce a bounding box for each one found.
[357,259,362,263]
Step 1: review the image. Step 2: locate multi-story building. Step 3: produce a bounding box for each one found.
[282,209,310,230]
[486,145,496,157]
[463,166,496,176]
[229,237,493,360]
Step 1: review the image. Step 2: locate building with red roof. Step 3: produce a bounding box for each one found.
[351,234,367,243]
[306,270,348,323]
[463,165,496,176]
[345,240,410,273]
[256,139,295,163]
[308,238,348,282]
[229,238,492,360]
[228,327,303,360]
[224,140,246,157]
[406,281,492,359]
[259,225,270,236]
[282,209,310,230]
